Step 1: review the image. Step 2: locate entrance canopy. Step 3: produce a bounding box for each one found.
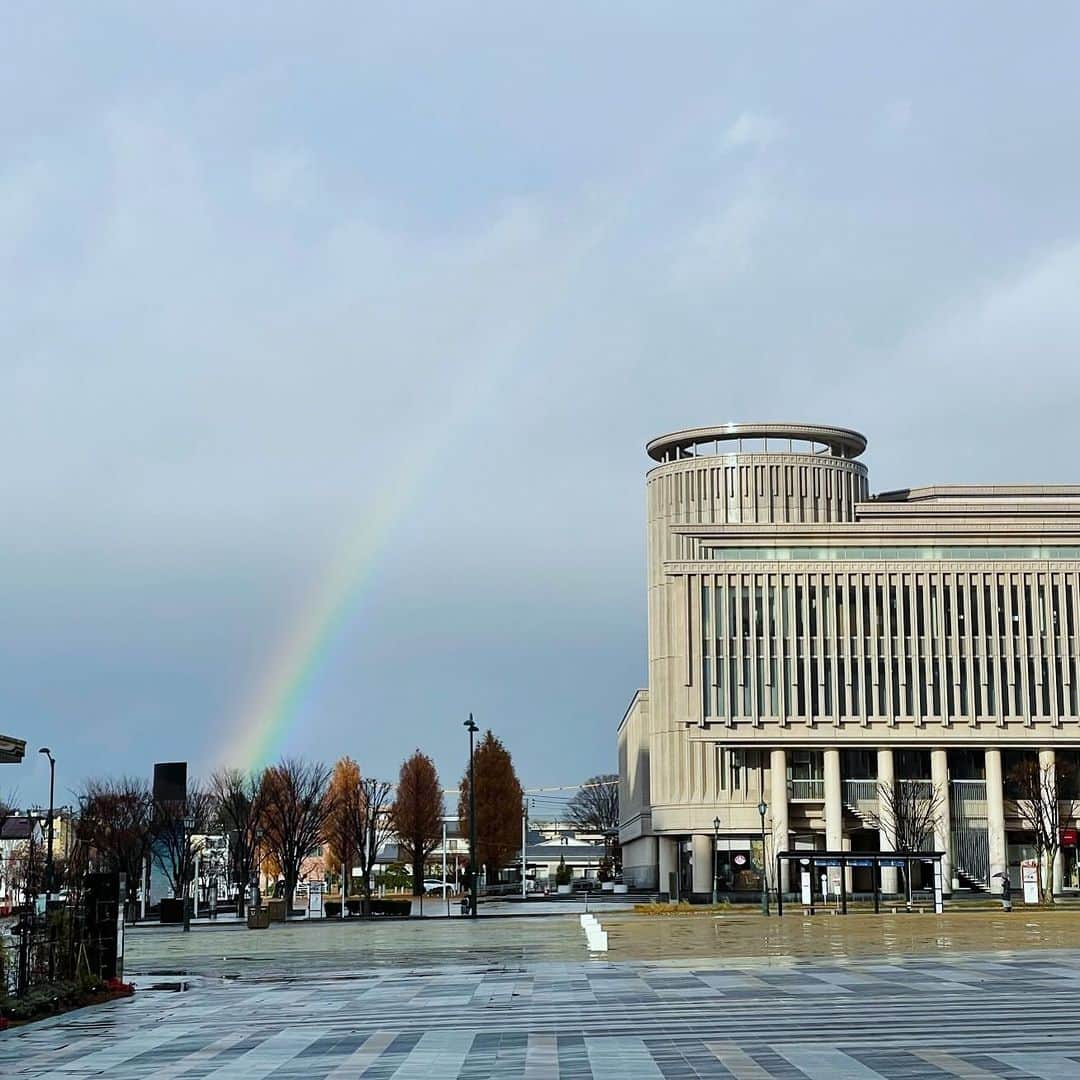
[0,734,25,764]
[776,849,945,916]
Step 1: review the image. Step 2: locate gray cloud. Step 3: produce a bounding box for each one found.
[4,3,1080,806]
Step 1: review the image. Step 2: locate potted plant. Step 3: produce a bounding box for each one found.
[598,857,615,890]
[555,856,573,895]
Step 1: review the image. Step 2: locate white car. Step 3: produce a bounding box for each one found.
[422,879,452,895]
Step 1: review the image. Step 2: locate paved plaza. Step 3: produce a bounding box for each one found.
[5,913,1080,1077]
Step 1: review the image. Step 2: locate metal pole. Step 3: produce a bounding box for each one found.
[465,715,478,919]
[140,855,147,921]
[758,802,769,916]
[712,818,719,905]
[45,759,55,901]
[443,819,449,916]
[182,815,191,933]
[521,803,527,899]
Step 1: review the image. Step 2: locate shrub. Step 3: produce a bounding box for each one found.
[555,856,572,886]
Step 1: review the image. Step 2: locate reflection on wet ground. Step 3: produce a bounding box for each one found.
[604,908,1080,963]
[124,907,1080,981]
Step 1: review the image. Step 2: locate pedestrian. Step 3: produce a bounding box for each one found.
[994,871,1012,912]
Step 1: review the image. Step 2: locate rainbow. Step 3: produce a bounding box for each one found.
[222,440,430,770]
[221,166,668,769]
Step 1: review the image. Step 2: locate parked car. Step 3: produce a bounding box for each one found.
[422,879,452,895]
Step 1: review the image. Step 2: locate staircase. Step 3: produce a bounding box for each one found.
[842,780,880,828]
[951,780,990,891]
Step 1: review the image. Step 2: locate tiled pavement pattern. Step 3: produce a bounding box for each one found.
[5,946,1080,1078]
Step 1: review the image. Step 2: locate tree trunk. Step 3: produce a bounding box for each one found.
[285,873,297,915]
[413,851,424,898]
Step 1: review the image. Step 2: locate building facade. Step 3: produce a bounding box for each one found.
[618,423,1080,899]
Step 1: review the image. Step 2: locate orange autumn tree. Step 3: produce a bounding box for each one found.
[392,751,443,893]
[458,731,524,878]
[324,757,362,893]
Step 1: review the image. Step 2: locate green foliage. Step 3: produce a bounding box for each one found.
[555,855,572,886]
[374,863,411,891]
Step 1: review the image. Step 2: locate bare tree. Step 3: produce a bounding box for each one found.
[257,758,332,913]
[78,777,155,920]
[1009,757,1067,903]
[211,768,264,916]
[392,751,443,894]
[862,780,945,903]
[566,775,619,833]
[152,780,217,900]
[327,767,394,914]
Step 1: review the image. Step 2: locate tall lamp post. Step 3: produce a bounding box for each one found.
[712,816,720,905]
[38,748,55,903]
[757,799,769,916]
[464,714,478,919]
[182,814,195,932]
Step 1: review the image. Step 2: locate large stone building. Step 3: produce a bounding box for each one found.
[618,423,1080,900]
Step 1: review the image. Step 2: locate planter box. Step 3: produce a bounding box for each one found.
[267,899,288,923]
[601,881,615,892]
[613,884,628,894]
[557,884,572,895]
[247,908,271,929]
[159,898,190,924]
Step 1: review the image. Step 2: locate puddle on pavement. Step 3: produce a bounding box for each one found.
[601,909,1080,963]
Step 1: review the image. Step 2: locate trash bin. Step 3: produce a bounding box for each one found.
[247,907,271,930]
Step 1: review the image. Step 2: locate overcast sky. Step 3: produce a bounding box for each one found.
[5,3,1080,810]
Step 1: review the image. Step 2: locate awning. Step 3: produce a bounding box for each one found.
[0,735,26,764]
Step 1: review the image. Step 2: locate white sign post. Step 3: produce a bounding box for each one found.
[1021,859,1040,905]
[800,870,812,906]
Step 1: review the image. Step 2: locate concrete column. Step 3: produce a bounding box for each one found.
[658,836,678,900]
[691,833,714,902]
[931,748,953,895]
[877,748,897,894]
[1039,748,1062,898]
[824,747,842,892]
[771,749,790,894]
[985,749,1007,894]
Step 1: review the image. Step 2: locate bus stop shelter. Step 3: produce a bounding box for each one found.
[775,850,945,916]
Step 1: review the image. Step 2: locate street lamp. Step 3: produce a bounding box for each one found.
[757,799,769,916]
[38,749,55,903]
[464,714,479,919]
[183,814,195,932]
[712,816,720,905]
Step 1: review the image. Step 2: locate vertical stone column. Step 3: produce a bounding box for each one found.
[877,748,897,894]
[824,747,842,892]
[691,833,714,902]
[771,748,790,895]
[1039,747,1062,898]
[985,749,1007,894]
[931,748,953,895]
[658,836,678,900]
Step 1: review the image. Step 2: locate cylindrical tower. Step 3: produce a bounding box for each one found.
[643,423,869,812]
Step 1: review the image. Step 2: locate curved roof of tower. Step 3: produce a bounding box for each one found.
[646,422,867,462]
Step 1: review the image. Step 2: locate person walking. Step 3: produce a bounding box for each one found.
[993,871,1012,912]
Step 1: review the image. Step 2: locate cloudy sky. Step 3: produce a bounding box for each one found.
[5,3,1080,810]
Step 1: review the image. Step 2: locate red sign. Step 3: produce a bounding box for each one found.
[1061,827,1078,847]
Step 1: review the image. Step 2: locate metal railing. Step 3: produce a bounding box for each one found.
[788,779,824,800]
[899,779,934,800]
[951,779,989,886]
[843,780,878,808]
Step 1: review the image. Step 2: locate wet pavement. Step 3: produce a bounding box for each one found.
[4,910,1080,1076]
